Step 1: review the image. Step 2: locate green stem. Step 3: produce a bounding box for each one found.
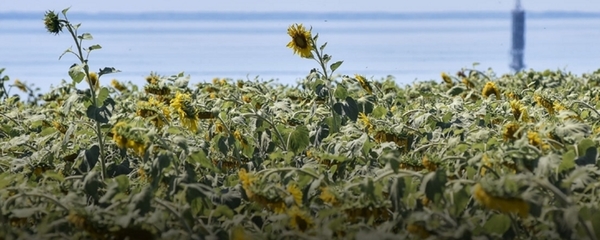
[242,112,288,151]
[62,20,107,180]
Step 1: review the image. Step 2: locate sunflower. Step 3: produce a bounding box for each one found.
[170,91,199,133]
[13,80,28,92]
[502,122,521,141]
[112,121,130,149]
[319,187,338,205]
[358,112,374,133]
[287,184,303,206]
[534,94,554,115]
[482,81,500,100]
[43,10,63,35]
[286,24,313,58]
[86,72,100,91]
[355,74,373,94]
[473,183,529,218]
[441,72,453,86]
[509,100,528,121]
[111,79,127,92]
[287,206,313,232]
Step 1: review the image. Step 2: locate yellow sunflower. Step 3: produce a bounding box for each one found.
[170,91,199,133]
[86,72,100,91]
[473,183,529,218]
[286,24,313,58]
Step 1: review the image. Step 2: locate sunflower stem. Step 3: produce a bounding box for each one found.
[61,19,107,181]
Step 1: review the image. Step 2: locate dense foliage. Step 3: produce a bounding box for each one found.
[1,7,600,240]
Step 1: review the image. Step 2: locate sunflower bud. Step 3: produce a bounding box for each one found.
[43,10,63,35]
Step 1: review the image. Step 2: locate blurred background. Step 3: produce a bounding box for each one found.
[1,0,600,94]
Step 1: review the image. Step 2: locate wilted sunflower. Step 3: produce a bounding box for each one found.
[482,81,500,100]
[358,112,374,133]
[355,74,373,94]
[503,122,521,141]
[287,184,303,206]
[473,183,529,218]
[170,91,199,133]
[111,79,127,92]
[43,10,63,35]
[86,72,100,91]
[534,94,554,115]
[319,187,338,205]
[509,100,528,121]
[441,72,453,86]
[287,206,314,232]
[286,24,313,58]
[13,80,28,92]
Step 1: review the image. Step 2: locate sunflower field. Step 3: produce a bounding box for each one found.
[1,8,600,240]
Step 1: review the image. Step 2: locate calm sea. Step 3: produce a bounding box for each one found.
[1,11,600,94]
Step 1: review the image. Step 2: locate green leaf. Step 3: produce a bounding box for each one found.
[11,207,43,218]
[86,97,115,124]
[421,169,447,204]
[78,145,100,173]
[289,125,310,154]
[61,7,70,16]
[129,186,154,217]
[82,171,101,201]
[372,105,388,119]
[577,138,596,157]
[559,150,576,172]
[330,61,343,72]
[188,150,216,172]
[452,188,470,216]
[446,86,465,96]
[88,44,102,51]
[320,42,328,51]
[59,47,73,60]
[213,204,235,219]
[483,214,511,235]
[98,67,121,77]
[334,85,348,100]
[345,97,359,122]
[68,64,85,84]
[79,33,93,40]
[96,87,109,107]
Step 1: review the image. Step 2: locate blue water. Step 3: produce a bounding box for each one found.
[1,11,600,93]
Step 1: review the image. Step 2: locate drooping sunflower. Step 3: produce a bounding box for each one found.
[473,183,529,218]
[482,81,500,100]
[509,100,528,121]
[358,112,374,133]
[287,184,303,206]
[502,122,521,141]
[86,72,100,91]
[170,91,199,133]
[441,72,453,87]
[13,80,28,92]
[355,74,373,94]
[111,79,127,92]
[287,206,313,232]
[286,24,313,58]
[43,10,63,35]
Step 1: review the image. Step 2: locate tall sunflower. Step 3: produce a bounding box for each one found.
[286,24,313,58]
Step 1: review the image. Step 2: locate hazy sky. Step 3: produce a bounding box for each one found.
[3,0,600,13]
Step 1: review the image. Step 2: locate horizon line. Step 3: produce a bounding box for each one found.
[2,10,600,21]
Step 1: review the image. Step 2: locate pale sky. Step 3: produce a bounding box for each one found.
[2,0,600,13]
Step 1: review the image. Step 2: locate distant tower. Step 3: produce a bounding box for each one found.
[510,0,525,72]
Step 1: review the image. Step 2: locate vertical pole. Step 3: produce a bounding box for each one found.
[510,0,525,72]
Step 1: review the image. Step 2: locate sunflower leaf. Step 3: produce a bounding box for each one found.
[330,61,343,73]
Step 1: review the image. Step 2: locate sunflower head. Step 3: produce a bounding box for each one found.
[286,24,313,58]
[43,10,63,35]
[482,81,501,100]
